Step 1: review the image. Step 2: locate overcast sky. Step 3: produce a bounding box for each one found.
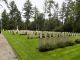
[14,0,65,12]
[0,0,65,20]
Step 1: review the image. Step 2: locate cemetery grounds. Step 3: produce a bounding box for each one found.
[2,30,80,60]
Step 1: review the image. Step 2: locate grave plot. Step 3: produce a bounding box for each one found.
[18,30,27,35]
[27,31,40,39]
[11,30,18,35]
[7,30,80,43]
[38,32,78,52]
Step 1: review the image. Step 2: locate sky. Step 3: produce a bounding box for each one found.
[0,0,65,20]
[11,0,65,12]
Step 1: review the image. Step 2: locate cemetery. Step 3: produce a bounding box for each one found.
[7,30,80,52]
[2,30,80,60]
[1,0,80,60]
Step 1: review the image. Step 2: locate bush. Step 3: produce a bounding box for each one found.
[39,44,57,52]
[12,31,16,35]
[25,32,27,35]
[16,31,18,34]
[39,39,76,52]
[39,45,49,52]
[42,34,45,38]
[35,32,37,35]
[56,40,76,49]
[0,30,1,33]
[75,39,80,44]
[47,33,50,38]
[57,42,66,48]
[51,33,53,37]
[66,41,75,46]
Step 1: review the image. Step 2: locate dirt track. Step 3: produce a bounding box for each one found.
[0,34,18,60]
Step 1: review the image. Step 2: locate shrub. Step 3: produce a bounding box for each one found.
[47,44,57,50]
[66,41,76,46]
[39,44,56,52]
[39,45,49,52]
[42,34,45,38]
[35,32,37,35]
[75,39,80,44]
[47,33,50,38]
[39,36,76,52]
[27,34,30,39]
[25,32,27,35]
[12,31,16,35]
[16,31,18,34]
[38,36,40,38]
[56,40,76,49]
[51,33,53,37]
[57,42,66,48]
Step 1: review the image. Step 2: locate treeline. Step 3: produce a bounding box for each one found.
[1,0,80,32]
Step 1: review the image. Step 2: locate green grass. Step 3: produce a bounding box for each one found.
[3,31,80,60]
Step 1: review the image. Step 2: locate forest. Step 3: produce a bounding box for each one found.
[0,0,80,32]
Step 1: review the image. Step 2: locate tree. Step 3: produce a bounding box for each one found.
[0,0,9,8]
[0,20,1,33]
[9,1,21,30]
[16,11,22,30]
[37,13,45,31]
[62,0,75,32]
[1,10,9,30]
[33,6,39,30]
[53,3,60,26]
[60,2,66,24]
[43,0,48,19]
[74,0,80,32]
[47,0,54,19]
[23,0,33,29]
[31,12,45,31]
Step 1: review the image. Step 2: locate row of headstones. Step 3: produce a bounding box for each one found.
[8,30,41,38]
[38,32,77,51]
[39,32,80,39]
[38,32,69,51]
[7,30,80,38]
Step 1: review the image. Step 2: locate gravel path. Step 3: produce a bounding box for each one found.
[0,34,18,60]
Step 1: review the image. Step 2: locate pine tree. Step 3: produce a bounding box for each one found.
[1,10,9,30]
[74,0,80,32]
[33,6,39,30]
[0,0,9,8]
[60,2,66,24]
[9,1,21,30]
[23,0,33,29]
[47,0,54,19]
[63,0,75,32]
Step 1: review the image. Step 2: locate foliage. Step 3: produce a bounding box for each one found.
[1,10,9,30]
[75,39,80,44]
[1,0,80,33]
[23,0,33,30]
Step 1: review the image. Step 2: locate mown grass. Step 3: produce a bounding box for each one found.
[3,31,80,60]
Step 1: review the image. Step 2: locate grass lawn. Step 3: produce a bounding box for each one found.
[3,31,80,60]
